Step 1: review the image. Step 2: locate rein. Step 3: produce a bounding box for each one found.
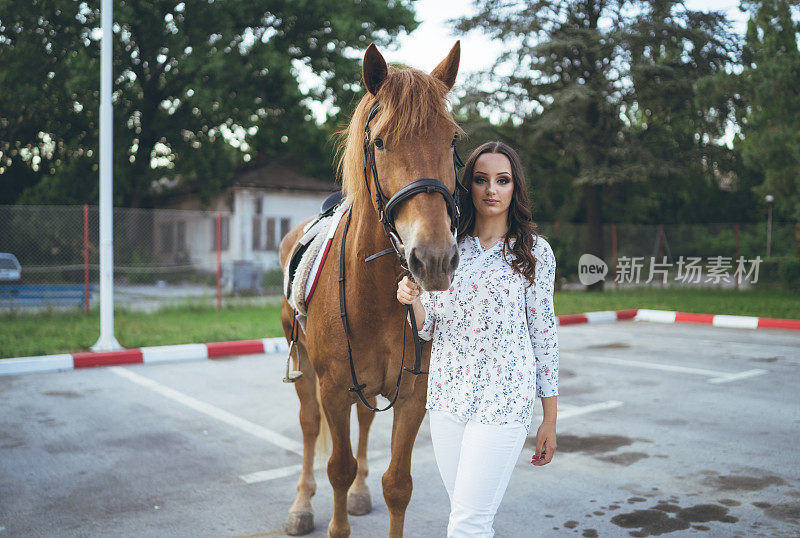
[338,101,466,412]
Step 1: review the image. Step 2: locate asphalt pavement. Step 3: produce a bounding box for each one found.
[1,320,799,537]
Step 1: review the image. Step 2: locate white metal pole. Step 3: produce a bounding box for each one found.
[92,0,122,351]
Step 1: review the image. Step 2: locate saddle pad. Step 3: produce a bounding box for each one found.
[284,198,351,331]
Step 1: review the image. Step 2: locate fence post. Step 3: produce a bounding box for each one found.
[734,223,740,291]
[84,204,90,314]
[216,211,222,311]
[795,222,799,258]
[657,225,664,288]
[611,223,618,290]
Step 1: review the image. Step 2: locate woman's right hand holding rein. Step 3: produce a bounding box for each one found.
[397,275,426,331]
[396,275,422,305]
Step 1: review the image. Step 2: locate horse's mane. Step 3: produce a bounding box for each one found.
[337,66,461,205]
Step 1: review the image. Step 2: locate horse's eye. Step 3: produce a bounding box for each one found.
[374,137,384,150]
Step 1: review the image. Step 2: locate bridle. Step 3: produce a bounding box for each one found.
[339,101,467,412]
[360,102,468,266]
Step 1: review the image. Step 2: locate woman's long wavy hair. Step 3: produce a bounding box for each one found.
[456,141,544,288]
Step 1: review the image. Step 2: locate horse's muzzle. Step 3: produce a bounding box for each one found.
[407,243,458,291]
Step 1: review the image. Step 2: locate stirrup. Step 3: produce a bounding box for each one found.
[282,340,303,383]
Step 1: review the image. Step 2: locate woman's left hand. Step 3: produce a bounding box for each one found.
[531,421,556,466]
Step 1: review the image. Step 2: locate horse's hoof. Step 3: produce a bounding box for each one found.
[285,511,314,535]
[347,491,372,516]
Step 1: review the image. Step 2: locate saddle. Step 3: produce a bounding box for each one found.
[283,190,347,332]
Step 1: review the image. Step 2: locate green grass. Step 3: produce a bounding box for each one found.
[1,288,798,359]
[0,302,285,359]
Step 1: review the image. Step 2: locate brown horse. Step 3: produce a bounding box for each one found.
[278,42,462,537]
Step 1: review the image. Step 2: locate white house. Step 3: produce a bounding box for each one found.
[154,155,339,272]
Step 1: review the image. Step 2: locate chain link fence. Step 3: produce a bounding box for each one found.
[1,204,798,311]
[540,221,799,289]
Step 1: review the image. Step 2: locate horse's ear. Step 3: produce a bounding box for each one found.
[363,43,388,96]
[430,40,460,91]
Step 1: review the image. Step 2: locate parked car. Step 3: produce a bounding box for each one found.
[0,253,21,281]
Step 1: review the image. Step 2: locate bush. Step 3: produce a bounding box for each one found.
[778,256,800,290]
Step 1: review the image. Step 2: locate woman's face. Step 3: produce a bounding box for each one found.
[471,152,514,220]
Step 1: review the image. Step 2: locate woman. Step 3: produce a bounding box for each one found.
[396,141,559,537]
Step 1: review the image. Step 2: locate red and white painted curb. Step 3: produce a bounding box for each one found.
[631,309,800,331]
[0,337,289,376]
[556,309,639,326]
[556,308,800,330]
[2,309,798,376]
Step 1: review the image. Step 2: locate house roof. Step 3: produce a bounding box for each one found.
[234,154,339,193]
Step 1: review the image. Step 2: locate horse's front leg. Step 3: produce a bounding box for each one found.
[348,396,376,516]
[382,377,428,538]
[320,383,358,538]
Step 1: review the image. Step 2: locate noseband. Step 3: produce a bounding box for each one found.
[362,102,468,263]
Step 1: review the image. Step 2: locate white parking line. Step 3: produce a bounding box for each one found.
[707,369,769,384]
[109,366,303,456]
[240,450,385,484]
[557,400,624,419]
[577,355,767,384]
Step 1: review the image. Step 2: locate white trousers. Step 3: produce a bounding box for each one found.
[429,409,528,537]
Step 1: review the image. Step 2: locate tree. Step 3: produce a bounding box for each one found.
[620,0,741,224]
[456,1,637,290]
[707,0,800,221]
[455,0,741,289]
[0,0,417,207]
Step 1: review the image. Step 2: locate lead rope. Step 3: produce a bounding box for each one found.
[339,206,426,413]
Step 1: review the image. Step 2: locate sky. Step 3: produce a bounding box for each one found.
[388,0,748,75]
[303,0,750,123]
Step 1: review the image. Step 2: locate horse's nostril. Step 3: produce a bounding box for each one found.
[409,247,423,272]
[449,250,459,272]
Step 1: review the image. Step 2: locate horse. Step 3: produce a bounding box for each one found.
[277,41,462,538]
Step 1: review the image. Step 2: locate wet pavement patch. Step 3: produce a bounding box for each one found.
[676,504,737,523]
[0,431,24,450]
[760,502,800,523]
[649,501,681,513]
[751,357,779,363]
[527,433,636,455]
[585,342,630,349]
[610,501,738,536]
[611,509,690,536]
[701,472,788,491]
[43,390,83,398]
[718,498,741,506]
[596,451,650,466]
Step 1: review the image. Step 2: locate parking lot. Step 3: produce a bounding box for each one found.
[1,320,799,537]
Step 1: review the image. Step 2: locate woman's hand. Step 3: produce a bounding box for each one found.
[531,421,556,466]
[396,275,422,305]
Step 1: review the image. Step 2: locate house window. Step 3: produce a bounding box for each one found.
[255,194,263,215]
[252,217,262,250]
[266,217,276,251]
[159,223,174,253]
[211,216,230,251]
[280,217,290,240]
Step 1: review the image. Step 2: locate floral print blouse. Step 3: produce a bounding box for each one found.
[408,233,559,428]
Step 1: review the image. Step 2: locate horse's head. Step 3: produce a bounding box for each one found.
[340,42,463,291]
